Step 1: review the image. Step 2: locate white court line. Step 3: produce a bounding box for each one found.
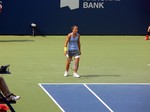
[83,84,114,112]
[39,83,150,112]
[38,84,65,112]
[39,83,150,85]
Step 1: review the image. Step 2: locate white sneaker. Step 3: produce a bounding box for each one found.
[73,73,80,78]
[11,95,21,101]
[7,94,21,101]
[64,71,68,77]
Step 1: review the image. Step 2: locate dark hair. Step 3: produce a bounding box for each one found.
[71,25,78,30]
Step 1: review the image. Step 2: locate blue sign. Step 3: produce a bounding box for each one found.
[0,0,150,35]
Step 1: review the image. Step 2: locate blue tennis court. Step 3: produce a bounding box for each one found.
[39,83,150,112]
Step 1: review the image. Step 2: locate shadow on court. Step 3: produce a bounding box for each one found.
[0,40,34,42]
[81,74,121,78]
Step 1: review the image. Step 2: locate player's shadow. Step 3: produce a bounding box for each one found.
[0,40,34,42]
[81,74,121,78]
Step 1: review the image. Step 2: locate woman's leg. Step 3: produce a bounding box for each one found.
[0,77,11,97]
[74,57,80,73]
[0,77,20,101]
[66,57,72,72]
[64,57,72,77]
[73,57,80,78]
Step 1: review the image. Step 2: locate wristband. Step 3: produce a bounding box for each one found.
[64,47,67,52]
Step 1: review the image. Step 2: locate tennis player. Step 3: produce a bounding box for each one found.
[145,26,150,40]
[64,26,81,78]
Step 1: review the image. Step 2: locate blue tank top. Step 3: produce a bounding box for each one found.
[68,33,79,51]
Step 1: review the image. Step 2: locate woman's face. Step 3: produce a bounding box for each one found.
[72,26,78,34]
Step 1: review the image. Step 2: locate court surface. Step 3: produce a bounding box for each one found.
[39,83,150,112]
[0,36,150,112]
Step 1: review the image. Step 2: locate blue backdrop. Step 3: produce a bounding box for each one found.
[0,0,150,35]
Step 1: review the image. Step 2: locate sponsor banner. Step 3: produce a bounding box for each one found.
[60,0,121,10]
[0,0,149,35]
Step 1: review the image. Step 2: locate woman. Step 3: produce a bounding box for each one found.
[145,26,150,40]
[64,26,81,78]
